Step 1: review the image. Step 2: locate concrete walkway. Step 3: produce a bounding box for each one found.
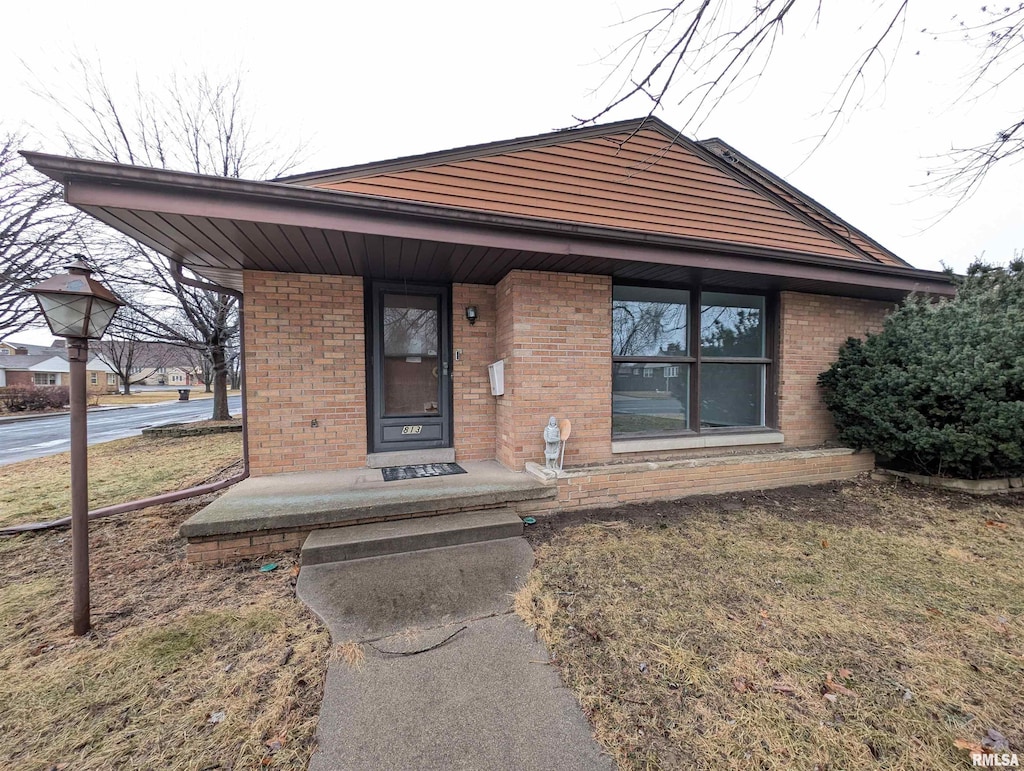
[299,538,613,770]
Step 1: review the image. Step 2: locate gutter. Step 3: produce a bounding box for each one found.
[0,263,249,537]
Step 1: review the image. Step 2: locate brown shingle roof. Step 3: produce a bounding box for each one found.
[287,118,892,265]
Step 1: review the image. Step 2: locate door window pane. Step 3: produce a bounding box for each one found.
[612,363,690,435]
[700,293,765,358]
[612,286,689,357]
[382,293,439,416]
[700,363,765,428]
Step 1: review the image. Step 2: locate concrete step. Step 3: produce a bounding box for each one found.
[297,538,535,641]
[301,509,524,566]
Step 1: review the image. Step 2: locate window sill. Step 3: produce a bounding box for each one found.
[611,430,784,454]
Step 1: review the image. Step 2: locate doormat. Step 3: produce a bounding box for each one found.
[381,463,467,482]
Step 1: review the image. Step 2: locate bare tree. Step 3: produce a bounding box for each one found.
[45,54,306,180]
[168,283,237,422]
[228,346,242,391]
[98,245,240,416]
[38,58,305,419]
[181,345,214,393]
[586,2,1024,201]
[93,306,174,396]
[0,131,85,336]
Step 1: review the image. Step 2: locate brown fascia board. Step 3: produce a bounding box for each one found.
[21,150,955,297]
[700,137,912,267]
[274,116,683,184]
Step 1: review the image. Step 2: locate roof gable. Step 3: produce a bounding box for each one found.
[34,355,72,372]
[290,119,884,264]
[699,138,908,267]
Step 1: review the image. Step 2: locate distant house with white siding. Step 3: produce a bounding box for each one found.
[0,340,114,390]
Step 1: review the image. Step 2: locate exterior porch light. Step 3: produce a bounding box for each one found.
[27,257,124,636]
[465,305,478,325]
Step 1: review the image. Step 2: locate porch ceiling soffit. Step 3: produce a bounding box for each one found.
[23,151,954,301]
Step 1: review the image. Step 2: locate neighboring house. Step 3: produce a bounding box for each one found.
[0,342,114,390]
[25,117,954,502]
[139,364,200,387]
[0,340,62,357]
[92,340,204,389]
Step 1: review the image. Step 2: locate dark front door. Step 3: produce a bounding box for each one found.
[369,282,452,454]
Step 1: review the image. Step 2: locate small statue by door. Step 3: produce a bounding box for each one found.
[543,416,561,470]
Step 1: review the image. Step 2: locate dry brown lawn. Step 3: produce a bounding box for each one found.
[0,432,243,527]
[93,389,241,406]
[0,438,330,770]
[517,480,1023,770]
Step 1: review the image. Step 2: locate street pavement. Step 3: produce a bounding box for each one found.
[0,395,243,466]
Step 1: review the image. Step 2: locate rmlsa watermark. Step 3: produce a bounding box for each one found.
[972,753,1020,767]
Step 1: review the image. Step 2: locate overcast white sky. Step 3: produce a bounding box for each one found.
[4,1,1022,343]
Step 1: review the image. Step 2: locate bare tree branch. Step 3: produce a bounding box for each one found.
[34,57,305,419]
[585,1,1024,204]
[0,130,86,337]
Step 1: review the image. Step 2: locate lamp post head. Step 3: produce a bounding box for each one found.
[27,256,125,340]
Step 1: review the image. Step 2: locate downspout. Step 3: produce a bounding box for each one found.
[1,262,250,537]
[168,260,250,479]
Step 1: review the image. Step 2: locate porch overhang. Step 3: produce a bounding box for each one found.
[24,151,955,300]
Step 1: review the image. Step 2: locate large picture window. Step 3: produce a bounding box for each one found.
[612,285,772,438]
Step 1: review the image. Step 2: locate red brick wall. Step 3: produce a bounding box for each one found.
[243,271,367,475]
[452,283,497,461]
[515,449,875,514]
[778,291,892,446]
[495,272,516,468]
[3,371,34,387]
[494,270,612,469]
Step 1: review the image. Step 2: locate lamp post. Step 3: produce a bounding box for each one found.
[28,258,124,636]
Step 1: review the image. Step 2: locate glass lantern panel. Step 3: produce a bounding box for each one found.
[36,294,91,338]
[85,298,120,339]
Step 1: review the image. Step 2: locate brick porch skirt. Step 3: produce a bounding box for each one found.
[520,447,874,511]
[185,448,873,564]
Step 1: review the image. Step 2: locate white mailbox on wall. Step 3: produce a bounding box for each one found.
[487,359,505,396]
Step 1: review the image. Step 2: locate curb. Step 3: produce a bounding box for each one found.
[0,405,138,425]
[0,392,235,425]
[142,422,243,438]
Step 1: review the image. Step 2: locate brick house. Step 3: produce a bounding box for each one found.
[92,340,204,390]
[0,341,114,391]
[25,118,953,508]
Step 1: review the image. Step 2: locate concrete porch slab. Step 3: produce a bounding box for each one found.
[179,460,555,539]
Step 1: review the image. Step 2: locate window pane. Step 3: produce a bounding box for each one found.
[612,363,690,436]
[612,286,689,357]
[700,293,765,358]
[700,363,765,428]
[382,293,439,416]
